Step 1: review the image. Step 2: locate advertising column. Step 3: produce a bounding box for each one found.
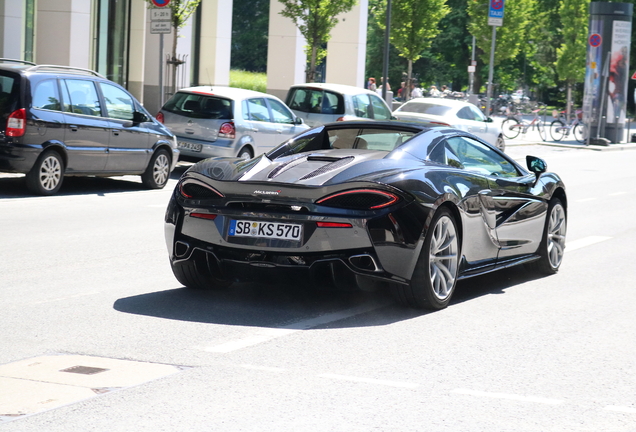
[583,2,633,143]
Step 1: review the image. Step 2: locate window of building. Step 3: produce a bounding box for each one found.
[24,0,36,62]
[94,0,130,86]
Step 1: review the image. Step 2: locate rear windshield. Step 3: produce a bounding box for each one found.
[267,126,417,159]
[286,88,345,115]
[0,71,20,124]
[163,92,233,120]
[398,102,452,116]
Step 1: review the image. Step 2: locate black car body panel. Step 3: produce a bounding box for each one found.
[165,121,566,300]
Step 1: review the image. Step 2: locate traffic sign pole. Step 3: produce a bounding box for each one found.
[485,0,505,116]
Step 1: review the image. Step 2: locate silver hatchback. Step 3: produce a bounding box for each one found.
[158,86,309,161]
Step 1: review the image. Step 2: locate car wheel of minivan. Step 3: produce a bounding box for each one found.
[238,146,253,160]
[26,150,64,195]
[141,149,170,189]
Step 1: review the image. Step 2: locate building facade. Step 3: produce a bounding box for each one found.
[1,0,367,114]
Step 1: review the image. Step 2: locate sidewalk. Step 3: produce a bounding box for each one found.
[494,115,636,152]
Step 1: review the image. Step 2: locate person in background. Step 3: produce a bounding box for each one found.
[441,85,451,97]
[397,82,406,101]
[377,77,391,95]
[367,77,376,91]
[429,85,441,97]
[410,83,423,99]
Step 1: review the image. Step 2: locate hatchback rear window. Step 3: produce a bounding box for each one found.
[163,92,233,120]
[398,102,453,116]
[286,88,344,115]
[0,72,19,122]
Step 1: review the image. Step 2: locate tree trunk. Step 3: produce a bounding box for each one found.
[566,82,572,122]
[171,30,178,96]
[405,59,413,102]
[306,45,318,83]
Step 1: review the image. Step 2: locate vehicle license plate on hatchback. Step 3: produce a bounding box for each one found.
[178,141,202,152]
[229,220,302,241]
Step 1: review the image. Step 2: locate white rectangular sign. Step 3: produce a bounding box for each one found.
[151,8,171,22]
[150,21,171,34]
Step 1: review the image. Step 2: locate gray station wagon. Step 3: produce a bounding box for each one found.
[157,86,309,161]
[0,59,179,195]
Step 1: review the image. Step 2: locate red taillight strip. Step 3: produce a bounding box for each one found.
[6,108,26,137]
[178,179,225,199]
[190,212,217,220]
[316,189,399,209]
[316,222,353,228]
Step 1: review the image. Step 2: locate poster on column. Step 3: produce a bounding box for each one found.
[607,20,631,123]
[583,20,603,125]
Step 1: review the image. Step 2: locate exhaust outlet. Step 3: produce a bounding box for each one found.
[349,254,382,272]
[174,241,190,258]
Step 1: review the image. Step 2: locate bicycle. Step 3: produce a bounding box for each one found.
[500,103,547,141]
[549,109,586,143]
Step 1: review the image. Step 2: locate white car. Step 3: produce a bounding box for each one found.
[285,83,394,127]
[393,97,505,151]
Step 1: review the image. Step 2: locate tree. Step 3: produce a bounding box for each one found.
[467,0,536,94]
[555,0,588,121]
[144,0,201,94]
[376,0,450,100]
[279,0,357,82]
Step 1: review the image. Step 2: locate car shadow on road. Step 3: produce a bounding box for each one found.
[0,165,189,199]
[113,266,547,329]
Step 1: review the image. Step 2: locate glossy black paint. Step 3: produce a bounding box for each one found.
[165,121,566,291]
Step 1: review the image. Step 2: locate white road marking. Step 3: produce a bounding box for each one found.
[609,191,627,196]
[566,236,612,253]
[240,364,286,373]
[452,388,563,405]
[197,301,389,353]
[604,405,636,414]
[319,373,419,389]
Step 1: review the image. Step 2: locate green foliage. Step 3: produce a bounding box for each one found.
[279,0,357,82]
[231,0,269,72]
[555,0,588,84]
[230,70,267,93]
[376,0,450,63]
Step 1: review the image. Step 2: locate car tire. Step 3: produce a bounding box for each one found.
[527,198,566,275]
[141,149,170,189]
[26,150,64,195]
[495,135,506,152]
[550,120,566,142]
[393,207,460,310]
[501,118,521,140]
[237,146,253,160]
[171,250,232,290]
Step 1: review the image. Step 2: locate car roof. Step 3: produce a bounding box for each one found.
[176,86,280,101]
[289,82,378,96]
[402,97,472,108]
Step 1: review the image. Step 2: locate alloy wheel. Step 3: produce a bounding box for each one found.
[547,203,567,269]
[428,215,459,301]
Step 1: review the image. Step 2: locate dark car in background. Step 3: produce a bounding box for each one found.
[0,59,178,195]
[164,121,567,310]
[157,86,309,162]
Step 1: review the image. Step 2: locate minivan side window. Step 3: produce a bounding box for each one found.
[100,83,134,121]
[32,79,61,111]
[267,98,294,124]
[352,94,372,118]
[63,79,101,117]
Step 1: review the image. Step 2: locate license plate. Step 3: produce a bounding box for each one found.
[229,220,302,241]
[178,141,202,152]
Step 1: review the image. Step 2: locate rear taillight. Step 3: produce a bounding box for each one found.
[156,112,165,123]
[316,222,353,228]
[219,122,235,139]
[317,189,400,210]
[190,212,217,220]
[6,109,26,137]
[336,116,345,122]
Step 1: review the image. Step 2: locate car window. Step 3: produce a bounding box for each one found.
[0,73,18,119]
[267,98,294,124]
[100,83,134,120]
[398,102,453,116]
[321,91,344,114]
[163,92,232,119]
[427,141,464,169]
[243,98,270,122]
[352,94,372,118]
[32,79,61,111]
[368,94,392,120]
[445,136,519,177]
[63,79,101,116]
[456,107,473,121]
[329,128,416,151]
[469,105,487,121]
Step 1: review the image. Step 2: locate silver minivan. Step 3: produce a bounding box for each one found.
[158,86,309,161]
[285,83,394,127]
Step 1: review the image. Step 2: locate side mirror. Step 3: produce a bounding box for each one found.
[485,117,494,123]
[526,155,547,174]
[294,116,304,125]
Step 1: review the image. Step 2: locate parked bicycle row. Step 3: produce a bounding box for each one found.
[500,105,587,143]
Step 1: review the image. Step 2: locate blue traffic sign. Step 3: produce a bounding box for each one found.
[488,0,505,26]
[151,0,170,7]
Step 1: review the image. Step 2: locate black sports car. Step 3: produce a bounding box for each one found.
[164,121,567,310]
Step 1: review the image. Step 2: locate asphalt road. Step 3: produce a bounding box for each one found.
[1,143,636,431]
